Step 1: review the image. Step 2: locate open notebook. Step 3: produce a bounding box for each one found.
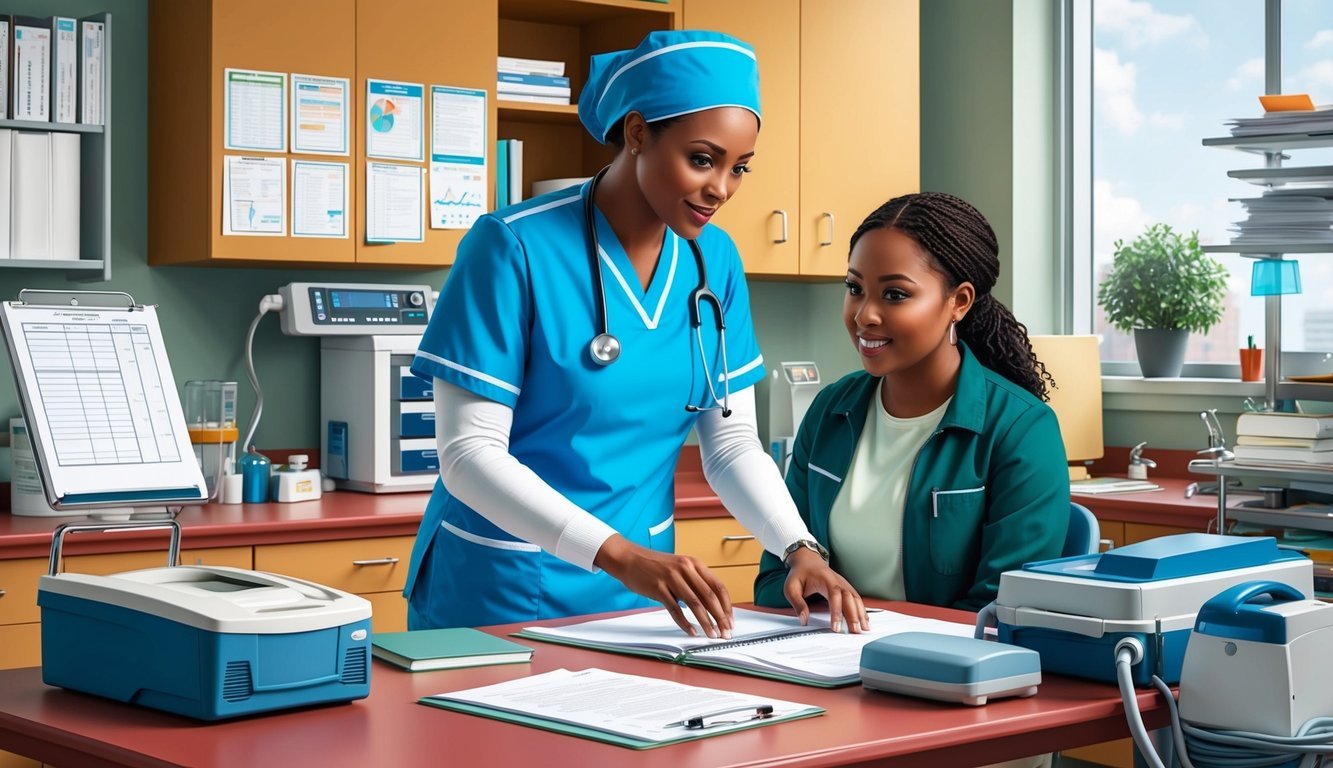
[515,607,975,687]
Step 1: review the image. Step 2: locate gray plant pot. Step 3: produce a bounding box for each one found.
[1134,328,1189,378]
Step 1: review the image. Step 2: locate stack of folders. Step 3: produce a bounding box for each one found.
[2,15,105,124]
[1234,411,1333,467]
[1228,186,1333,246]
[1227,105,1333,137]
[497,55,571,106]
[495,139,524,208]
[371,627,534,672]
[0,129,80,261]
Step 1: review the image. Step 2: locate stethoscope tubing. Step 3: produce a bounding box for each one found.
[583,165,730,416]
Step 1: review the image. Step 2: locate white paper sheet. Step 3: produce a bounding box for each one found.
[366,79,424,161]
[291,74,349,155]
[291,160,348,238]
[223,156,286,236]
[224,69,286,152]
[366,161,423,242]
[429,85,487,229]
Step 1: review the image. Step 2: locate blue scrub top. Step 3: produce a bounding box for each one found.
[406,181,766,629]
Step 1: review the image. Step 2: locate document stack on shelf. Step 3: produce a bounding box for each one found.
[1227,105,1333,137]
[1234,411,1333,467]
[497,55,571,105]
[1228,187,1333,246]
[515,607,974,687]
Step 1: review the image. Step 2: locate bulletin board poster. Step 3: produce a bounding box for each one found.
[429,85,487,230]
[291,74,350,156]
[224,69,287,153]
[366,79,424,161]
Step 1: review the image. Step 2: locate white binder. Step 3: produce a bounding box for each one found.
[50,132,80,260]
[11,131,51,260]
[0,129,10,260]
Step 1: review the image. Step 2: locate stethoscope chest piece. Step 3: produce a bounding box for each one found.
[590,333,621,365]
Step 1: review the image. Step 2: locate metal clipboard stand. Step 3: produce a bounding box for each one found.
[2,289,207,521]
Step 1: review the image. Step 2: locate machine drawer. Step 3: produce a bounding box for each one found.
[254,536,414,594]
[398,366,433,400]
[676,517,763,568]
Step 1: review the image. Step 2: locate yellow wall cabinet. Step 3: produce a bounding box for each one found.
[686,0,920,277]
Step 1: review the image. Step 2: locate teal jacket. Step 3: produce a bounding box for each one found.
[754,343,1070,611]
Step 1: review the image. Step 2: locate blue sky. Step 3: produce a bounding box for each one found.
[1093,0,1333,354]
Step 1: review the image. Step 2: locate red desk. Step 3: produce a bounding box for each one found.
[0,603,1168,768]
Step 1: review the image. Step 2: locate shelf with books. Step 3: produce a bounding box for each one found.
[497,101,580,125]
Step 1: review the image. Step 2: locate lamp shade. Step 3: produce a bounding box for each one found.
[1251,259,1301,296]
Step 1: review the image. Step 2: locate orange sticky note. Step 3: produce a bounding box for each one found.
[1259,93,1316,112]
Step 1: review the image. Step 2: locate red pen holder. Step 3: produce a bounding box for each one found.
[1239,348,1263,382]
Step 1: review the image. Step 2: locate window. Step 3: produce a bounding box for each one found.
[1073,0,1333,371]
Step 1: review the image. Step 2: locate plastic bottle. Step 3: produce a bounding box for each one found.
[239,447,272,503]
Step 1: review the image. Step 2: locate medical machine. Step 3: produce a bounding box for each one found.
[38,521,372,720]
[768,361,821,472]
[322,334,437,492]
[993,533,1312,685]
[242,282,438,494]
[860,632,1041,706]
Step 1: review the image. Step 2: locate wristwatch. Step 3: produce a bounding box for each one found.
[781,539,829,566]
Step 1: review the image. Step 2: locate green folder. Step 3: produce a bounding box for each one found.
[372,628,533,672]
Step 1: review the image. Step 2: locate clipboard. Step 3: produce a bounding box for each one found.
[0,289,208,509]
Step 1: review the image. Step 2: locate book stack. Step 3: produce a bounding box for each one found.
[371,627,533,672]
[1234,411,1333,466]
[495,138,523,208]
[497,55,570,106]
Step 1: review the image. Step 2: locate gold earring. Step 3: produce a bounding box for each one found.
[630,147,639,156]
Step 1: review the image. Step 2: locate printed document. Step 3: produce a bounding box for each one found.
[366,162,424,242]
[224,69,286,152]
[518,607,975,686]
[366,79,424,161]
[429,85,487,229]
[422,668,822,746]
[291,160,348,238]
[291,74,349,155]
[223,156,286,236]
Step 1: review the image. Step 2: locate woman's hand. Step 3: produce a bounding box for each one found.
[594,535,734,639]
[783,549,870,633]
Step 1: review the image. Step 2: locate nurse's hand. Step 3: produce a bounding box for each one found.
[594,535,734,639]
[783,550,870,633]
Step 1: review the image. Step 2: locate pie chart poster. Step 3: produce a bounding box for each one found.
[366,79,424,161]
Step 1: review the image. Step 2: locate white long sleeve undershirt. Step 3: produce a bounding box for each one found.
[433,378,813,572]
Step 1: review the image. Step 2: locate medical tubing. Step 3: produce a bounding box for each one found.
[1114,638,1170,768]
[240,295,283,454]
[973,601,998,640]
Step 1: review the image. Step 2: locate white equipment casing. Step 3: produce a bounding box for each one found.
[321,335,436,493]
[1179,586,1333,737]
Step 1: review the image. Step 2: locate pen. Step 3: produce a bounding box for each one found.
[664,704,775,730]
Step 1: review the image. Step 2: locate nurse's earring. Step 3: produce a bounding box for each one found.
[948,320,958,346]
[630,147,639,156]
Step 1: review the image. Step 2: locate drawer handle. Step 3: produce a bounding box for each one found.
[352,557,401,566]
[721,535,756,542]
[0,589,6,599]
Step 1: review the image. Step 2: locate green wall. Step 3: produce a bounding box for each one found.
[0,0,864,480]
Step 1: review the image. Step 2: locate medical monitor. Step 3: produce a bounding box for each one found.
[1028,335,1103,481]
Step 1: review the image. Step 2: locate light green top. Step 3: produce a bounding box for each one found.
[828,380,950,600]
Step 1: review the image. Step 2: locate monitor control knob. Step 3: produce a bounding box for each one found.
[408,292,424,307]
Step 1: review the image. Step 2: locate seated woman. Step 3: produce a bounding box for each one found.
[754,192,1070,613]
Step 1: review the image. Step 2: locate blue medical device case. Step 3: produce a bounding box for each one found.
[994,534,1312,685]
[38,564,373,720]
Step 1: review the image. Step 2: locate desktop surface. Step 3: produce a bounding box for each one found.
[0,602,1168,768]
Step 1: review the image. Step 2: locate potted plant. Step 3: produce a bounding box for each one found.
[1097,223,1229,378]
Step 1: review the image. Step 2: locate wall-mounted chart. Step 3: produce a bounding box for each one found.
[366,79,423,161]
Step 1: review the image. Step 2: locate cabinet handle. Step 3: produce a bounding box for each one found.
[0,589,6,599]
[818,212,835,246]
[352,557,400,566]
[771,209,788,244]
[721,535,756,542]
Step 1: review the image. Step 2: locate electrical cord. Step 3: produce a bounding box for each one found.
[240,295,284,454]
[1117,636,1333,768]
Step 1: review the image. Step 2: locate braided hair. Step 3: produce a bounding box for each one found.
[848,192,1055,401]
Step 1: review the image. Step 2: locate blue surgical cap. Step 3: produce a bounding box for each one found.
[578,30,762,145]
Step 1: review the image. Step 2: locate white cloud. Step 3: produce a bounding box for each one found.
[1094,0,1202,47]
[1227,57,1265,91]
[1095,48,1143,134]
[1308,30,1333,48]
[1093,180,1150,259]
[1148,112,1185,130]
[1294,60,1333,91]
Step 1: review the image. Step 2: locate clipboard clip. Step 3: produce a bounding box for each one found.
[664,704,775,730]
[15,289,143,310]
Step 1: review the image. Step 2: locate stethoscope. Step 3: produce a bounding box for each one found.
[584,166,731,417]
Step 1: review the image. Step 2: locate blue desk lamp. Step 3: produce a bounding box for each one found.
[1251,258,1301,296]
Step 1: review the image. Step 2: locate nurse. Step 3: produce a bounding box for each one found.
[405,30,868,638]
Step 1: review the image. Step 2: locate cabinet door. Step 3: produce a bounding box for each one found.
[675,518,763,568]
[684,0,800,276]
[354,0,497,267]
[800,0,919,276]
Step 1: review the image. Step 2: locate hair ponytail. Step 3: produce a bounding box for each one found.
[850,193,1055,401]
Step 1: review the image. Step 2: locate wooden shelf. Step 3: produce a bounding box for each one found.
[498,101,580,124]
[499,0,678,25]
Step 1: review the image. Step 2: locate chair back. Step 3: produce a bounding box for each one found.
[1063,502,1101,556]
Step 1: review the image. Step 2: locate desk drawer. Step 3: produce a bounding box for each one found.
[254,537,414,594]
[675,518,762,568]
[0,559,44,626]
[0,623,40,670]
[713,564,759,604]
[365,591,408,633]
